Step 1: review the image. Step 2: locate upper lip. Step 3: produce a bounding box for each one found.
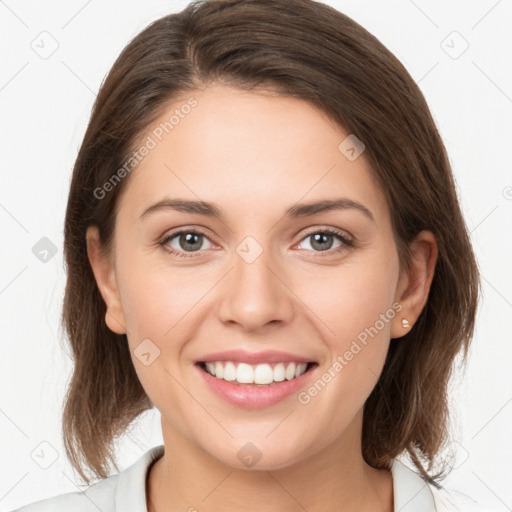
[197,349,316,365]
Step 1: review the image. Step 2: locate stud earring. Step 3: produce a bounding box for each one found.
[401,318,410,329]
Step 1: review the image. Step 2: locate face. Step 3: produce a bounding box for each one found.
[87,83,433,470]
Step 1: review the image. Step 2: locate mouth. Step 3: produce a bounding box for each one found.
[195,358,319,408]
[196,360,319,387]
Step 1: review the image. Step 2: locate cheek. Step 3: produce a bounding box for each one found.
[295,269,398,431]
[294,246,400,404]
[115,244,208,339]
[114,255,208,415]
[297,249,399,347]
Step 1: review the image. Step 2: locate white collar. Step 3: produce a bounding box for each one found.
[391,458,437,511]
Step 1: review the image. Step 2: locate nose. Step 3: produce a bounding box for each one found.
[216,246,295,332]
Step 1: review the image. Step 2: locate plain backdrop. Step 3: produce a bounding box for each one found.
[1,0,511,510]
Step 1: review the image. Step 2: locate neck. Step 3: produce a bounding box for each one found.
[147,412,393,512]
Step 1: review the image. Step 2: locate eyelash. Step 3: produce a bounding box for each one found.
[158,227,354,259]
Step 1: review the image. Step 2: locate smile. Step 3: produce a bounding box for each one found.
[199,361,313,385]
[195,360,319,408]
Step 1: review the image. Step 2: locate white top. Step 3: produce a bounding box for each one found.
[10,445,497,512]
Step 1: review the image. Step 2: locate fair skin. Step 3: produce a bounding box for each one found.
[86,84,437,512]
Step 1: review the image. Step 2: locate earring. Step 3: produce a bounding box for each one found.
[401,318,410,329]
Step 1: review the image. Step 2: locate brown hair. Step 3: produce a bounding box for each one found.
[61,0,480,485]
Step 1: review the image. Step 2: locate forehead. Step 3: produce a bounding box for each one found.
[117,84,389,227]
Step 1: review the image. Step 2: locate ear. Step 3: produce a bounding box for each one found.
[391,230,438,339]
[86,225,127,335]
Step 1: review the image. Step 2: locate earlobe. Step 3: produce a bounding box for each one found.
[391,230,438,339]
[85,226,127,335]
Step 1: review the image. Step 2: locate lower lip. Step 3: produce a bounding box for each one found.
[195,363,317,408]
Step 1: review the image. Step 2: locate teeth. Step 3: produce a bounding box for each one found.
[215,362,224,379]
[237,363,254,383]
[285,363,296,380]
[254,363,273,384]
[273,363,285,382]
[202,361,309,384]
[223,362,237,381]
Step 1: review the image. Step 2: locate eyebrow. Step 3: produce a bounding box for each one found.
[139,197,375,223]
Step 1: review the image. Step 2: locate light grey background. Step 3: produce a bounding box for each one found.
[1,0,511,510]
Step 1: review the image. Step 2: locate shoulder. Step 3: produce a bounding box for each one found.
[430,484,501,512]
[9,445,165,512]
[8,474,118,512]
[391,458,499,512]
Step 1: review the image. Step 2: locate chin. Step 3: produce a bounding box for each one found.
[206,438,313,472]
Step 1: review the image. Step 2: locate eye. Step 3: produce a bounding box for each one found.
[159,229,215,258]
[295,227,353,254]
[158,227,354,259]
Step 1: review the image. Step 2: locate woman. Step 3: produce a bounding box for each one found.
[11,0,494,510]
